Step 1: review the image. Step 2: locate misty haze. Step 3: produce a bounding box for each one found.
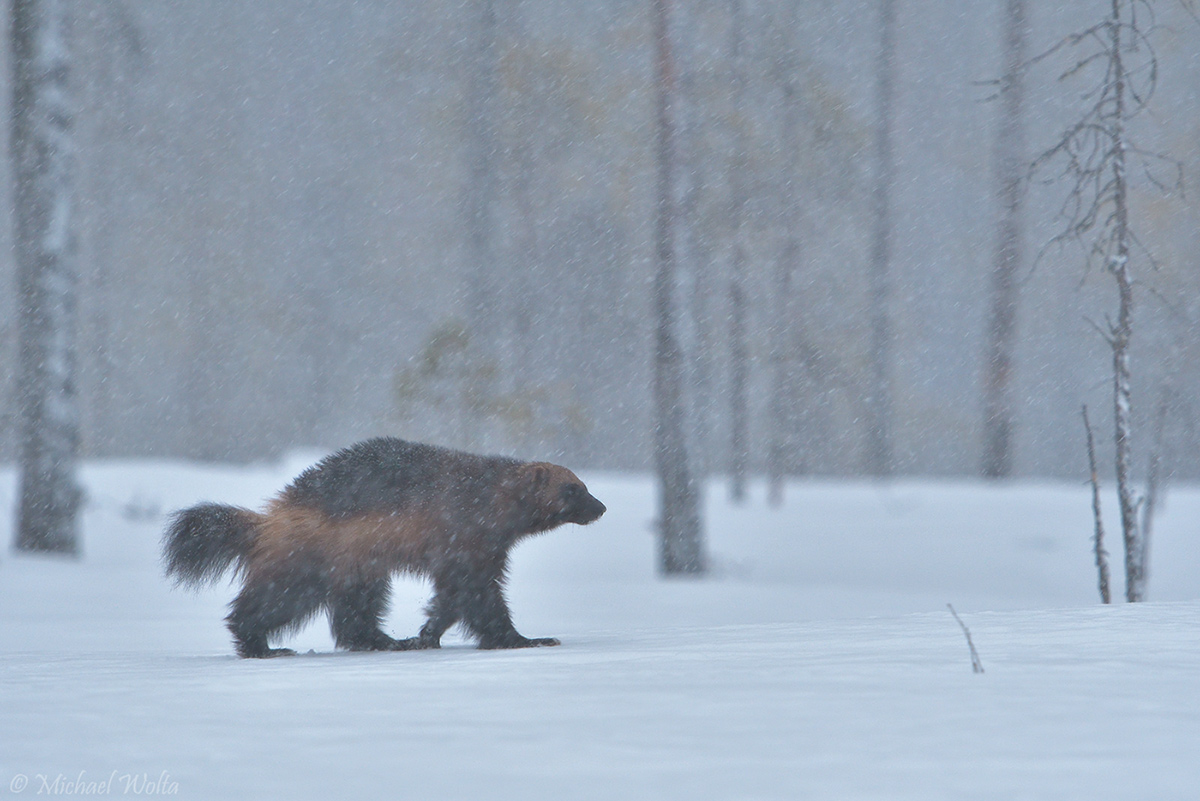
[3,1,1199,799]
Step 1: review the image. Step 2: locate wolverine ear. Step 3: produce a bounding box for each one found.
[513,464,550,521]
[527,464,550,491]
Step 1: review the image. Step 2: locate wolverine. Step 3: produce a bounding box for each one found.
[163,438,606,658]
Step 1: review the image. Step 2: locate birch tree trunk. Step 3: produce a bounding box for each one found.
[652,0,705,575]
[12,0,82,555]
[982,0,1026,479]
[1107,0,1142,601]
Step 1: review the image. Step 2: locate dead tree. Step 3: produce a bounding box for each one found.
[981,0,1028,479]
[652,0,705,575]
[12,0,82,555]
[1032,0,1180,602]
[726,0,751,503]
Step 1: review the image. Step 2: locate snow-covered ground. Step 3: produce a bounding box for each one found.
[2,458,1198,799]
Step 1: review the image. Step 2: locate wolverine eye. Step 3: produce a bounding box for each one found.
[560,484,583,501]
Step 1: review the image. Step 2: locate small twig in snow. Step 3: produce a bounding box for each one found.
[947,604,985,674]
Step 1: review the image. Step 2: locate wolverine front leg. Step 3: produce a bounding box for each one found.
[461,570,558,650]
[420,557,558,649]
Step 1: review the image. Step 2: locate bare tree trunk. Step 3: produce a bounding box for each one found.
[982,0,1026,479]
[75,4,143,459]
[675,1,714,479]
[1106,0,1143,602]
[12,0,82,555]
[866,0,896,477]
[462,0,501,450]
[728,263,749,501]
[766,233,796,506]
[510,134,538,444]
[768,2,804,508]
[652,0,705,575]
[727,0,750,503]
[182,228,220,459]
[1082,406,1111,604]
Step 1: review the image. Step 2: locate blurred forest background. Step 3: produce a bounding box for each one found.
[2,0,1199,481]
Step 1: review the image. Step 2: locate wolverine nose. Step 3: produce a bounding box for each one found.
[581,495,606,522]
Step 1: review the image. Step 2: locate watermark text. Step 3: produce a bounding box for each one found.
[8,771,178,796]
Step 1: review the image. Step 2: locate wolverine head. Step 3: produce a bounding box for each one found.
[514,462,606,531]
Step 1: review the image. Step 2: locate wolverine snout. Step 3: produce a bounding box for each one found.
[554,479,606,525]
[572,494,606,525]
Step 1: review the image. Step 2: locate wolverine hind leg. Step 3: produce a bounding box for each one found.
[226,570,326,658]
[328,577,416,651]
[413,561,470,648]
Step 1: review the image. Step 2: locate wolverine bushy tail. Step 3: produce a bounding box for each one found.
[163,503,262,587]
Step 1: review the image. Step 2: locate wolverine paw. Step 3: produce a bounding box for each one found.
[478,635,560,649]
[244,647,296,659]
[390,636,438,651]
[345,632,424,652]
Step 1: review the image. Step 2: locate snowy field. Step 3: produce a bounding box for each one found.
[2,457,1198,800]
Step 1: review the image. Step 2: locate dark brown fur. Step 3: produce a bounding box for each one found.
[163,438,605,657]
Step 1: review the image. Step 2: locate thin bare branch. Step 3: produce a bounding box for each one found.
[1176,0,1200,27]
[1083,315,1115,345]
[1027,22,1108,71]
